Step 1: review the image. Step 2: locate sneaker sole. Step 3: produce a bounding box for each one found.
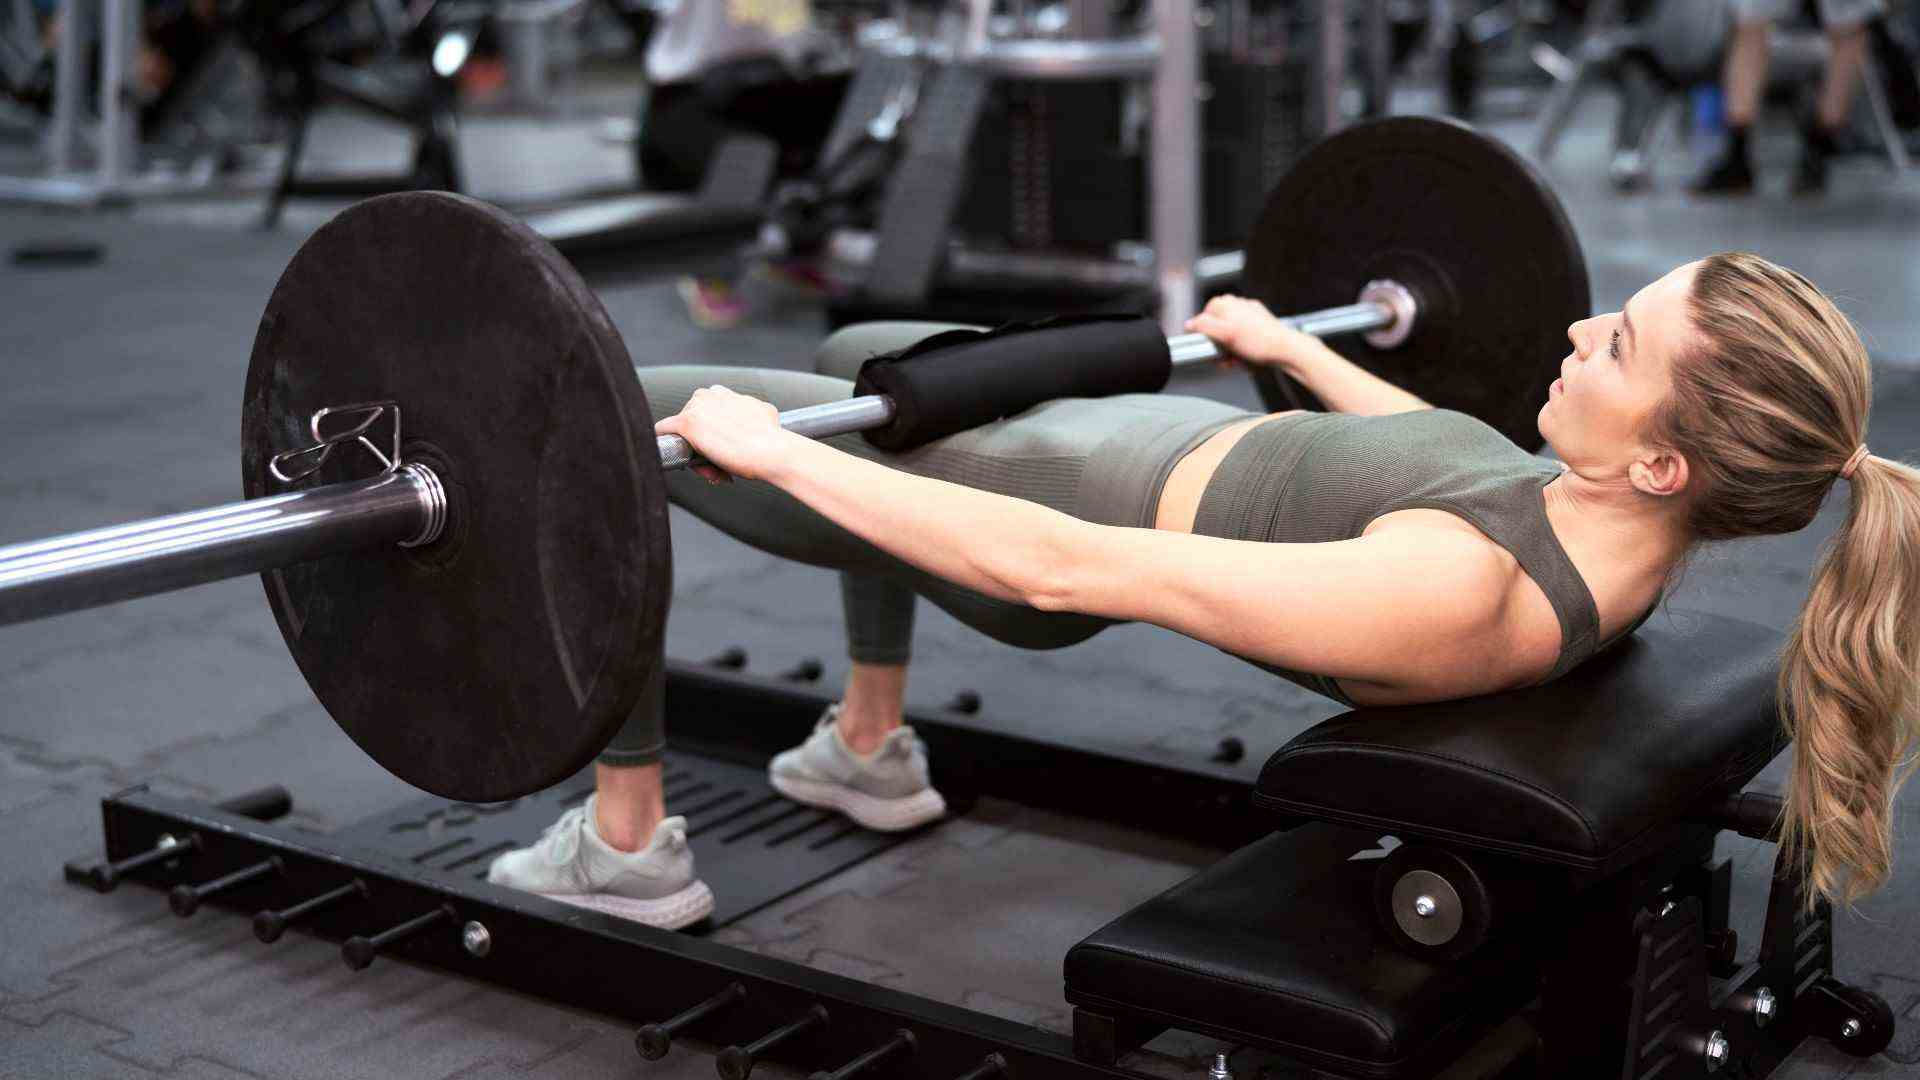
[541,879,715,931]
[769,774,947,832]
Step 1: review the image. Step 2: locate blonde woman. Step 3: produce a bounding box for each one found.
[489,253,1918,932]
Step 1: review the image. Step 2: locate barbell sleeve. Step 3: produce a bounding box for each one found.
[0,466,442,627]
[0,293,1403,629]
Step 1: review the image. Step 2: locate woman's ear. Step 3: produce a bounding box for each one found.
[1632,448,1690,499]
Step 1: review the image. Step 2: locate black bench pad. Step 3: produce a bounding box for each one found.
[1254,611,1785,873]
[1065,824,1540,1078]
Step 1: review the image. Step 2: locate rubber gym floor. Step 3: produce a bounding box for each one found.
[3,87,1920,1080]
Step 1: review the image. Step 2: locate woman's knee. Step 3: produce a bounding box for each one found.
[812,322,984,380]
[638,364,855,420]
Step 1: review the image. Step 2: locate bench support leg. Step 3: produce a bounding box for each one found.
[1071,1008,1163,1066]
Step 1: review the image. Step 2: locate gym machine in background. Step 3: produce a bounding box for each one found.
[0,0,477,214]
[821,0,1400,332]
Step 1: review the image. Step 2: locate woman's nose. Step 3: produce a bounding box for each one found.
[1565,315,1605,354]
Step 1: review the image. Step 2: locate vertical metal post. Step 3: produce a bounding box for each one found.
[1363,0,1391,118]
[98,0,139,190]
[1151,0,1201,334]
[504,18,549,109]
[963,0,992,55]
[46,0,84,172]
[1314,0,1349,139]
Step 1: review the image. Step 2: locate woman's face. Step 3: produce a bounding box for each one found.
[1538,262,1695,489]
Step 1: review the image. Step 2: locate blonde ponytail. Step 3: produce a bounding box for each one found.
[1777,455,1920,908]
[1654,252,1917,909]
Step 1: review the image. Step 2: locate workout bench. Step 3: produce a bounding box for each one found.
[1066,610,1894,1078]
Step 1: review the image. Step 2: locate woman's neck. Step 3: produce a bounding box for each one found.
[1542,468,1693,583]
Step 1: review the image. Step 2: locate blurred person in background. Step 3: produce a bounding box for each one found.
[1693,0,1886,195]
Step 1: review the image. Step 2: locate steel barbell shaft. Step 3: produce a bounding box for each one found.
[0,297,1397,627]
[656,297,1400,469]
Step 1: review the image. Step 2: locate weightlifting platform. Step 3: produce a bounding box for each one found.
[62,654,1263,1080]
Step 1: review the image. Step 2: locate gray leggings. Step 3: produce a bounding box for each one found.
[599,322,1256,765]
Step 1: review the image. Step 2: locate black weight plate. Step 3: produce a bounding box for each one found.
[1246,116,1589,451]
[241,192,671,803]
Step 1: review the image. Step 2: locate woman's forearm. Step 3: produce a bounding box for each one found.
[1280,339,1432,415]
[761,432,1073,606]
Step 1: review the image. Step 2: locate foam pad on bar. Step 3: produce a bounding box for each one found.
[852,316,1172,452]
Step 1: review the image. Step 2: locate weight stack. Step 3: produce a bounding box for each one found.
[1202,49,1313,249]
[955,79,1146,253]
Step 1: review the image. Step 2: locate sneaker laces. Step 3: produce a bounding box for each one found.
[540,804,589,866]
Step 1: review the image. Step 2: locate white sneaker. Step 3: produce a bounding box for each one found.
[768,705,947,832]
[486,796,714,929]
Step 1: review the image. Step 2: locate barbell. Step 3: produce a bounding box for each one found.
[0,116,1589,803]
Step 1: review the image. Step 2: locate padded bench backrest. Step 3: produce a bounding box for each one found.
[1255,610,1786,874]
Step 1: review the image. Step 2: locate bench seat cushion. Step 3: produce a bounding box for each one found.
[1254,611,1785,873]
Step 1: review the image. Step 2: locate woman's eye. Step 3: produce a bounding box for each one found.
[1608,329,1621,360]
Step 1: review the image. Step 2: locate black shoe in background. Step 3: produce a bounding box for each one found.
[1690,144,1756,195]
[1792,124,1838,196]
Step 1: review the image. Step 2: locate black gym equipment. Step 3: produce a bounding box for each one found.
[68,625,1895,1079]
[232,0,472,228]
[0,115,1577,802]
[525,50,906,270]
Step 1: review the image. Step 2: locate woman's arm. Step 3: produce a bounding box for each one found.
[766,434,1082,606]
[656,384,1090,605]
[1283,340,1434,416]
[1186,295,1433,416]
[1037,521,1525,700]
[661,386,1522,700]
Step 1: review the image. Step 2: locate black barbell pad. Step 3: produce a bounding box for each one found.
[852,316,1173,453]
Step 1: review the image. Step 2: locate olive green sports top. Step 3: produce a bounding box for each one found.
[1191,408,1646,706]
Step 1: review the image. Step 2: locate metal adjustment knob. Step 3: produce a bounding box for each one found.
[461,921,492,958]
[1752,988,1777,1028]
[1208,1050,1232,1080]
[780,658,824,683]
[636,983,747,1060]
[169,857,283,917]
[705,647,749,670]
[717,1004,829,1080]
[1703,1031,1730,1073]
[342,904,456,971]
[808,1029,915,1080]
[254,879,370,943]
[950,1053,1007,1080]
[87,833,198,892]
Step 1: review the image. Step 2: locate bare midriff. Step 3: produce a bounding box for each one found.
[1152,411,1305,533]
